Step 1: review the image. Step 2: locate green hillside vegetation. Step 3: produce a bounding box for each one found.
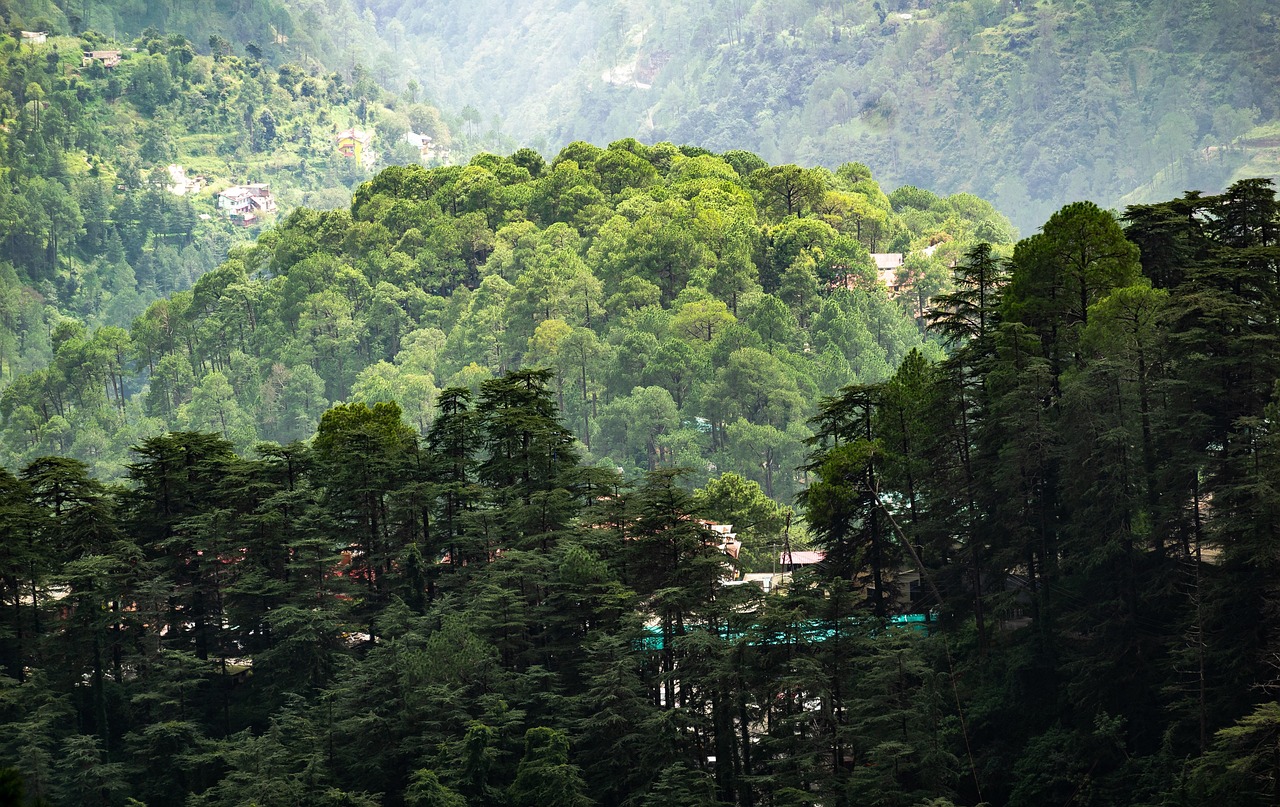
[1121,119,1280,207]
[0,0,476,387]
[0,143,1014,529]
[7,0,449,102]
[363,0,1280,232]
[4,0,296,45]
[3,0,506,158]
[2,179,1280,807]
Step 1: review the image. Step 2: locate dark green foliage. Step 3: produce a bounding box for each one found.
[3,173,1280,807]
[925,242,1006,347]
[786,178,1280,807]
[3,18,1279,794]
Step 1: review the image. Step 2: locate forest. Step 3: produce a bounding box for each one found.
[3,178,1280,807]
[3,0,1280,805]
[6,0,1280,233]
[0,118,1016,503]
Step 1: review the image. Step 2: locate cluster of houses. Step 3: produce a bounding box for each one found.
[147,162,276,227]
[667,519,923,613]
[722,542,923,611]
[19,30,123,68]
[334,126,450,168]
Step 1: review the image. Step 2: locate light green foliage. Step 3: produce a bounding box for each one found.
[508,727,592,807]
[693,472,791,572]
[350,360,440,436]
[180,370,257,451]
[1188,702,1280,804]
[2,141,986,493]
[671,297,735,342]
[640,763,723,807]
[707,347,805,430]
[406,769,467,807]
[0,0,463,436]
[596,385,680,474]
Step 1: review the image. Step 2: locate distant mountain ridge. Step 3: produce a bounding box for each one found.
[359,0,1280,232]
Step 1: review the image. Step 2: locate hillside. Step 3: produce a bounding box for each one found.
[360,0,1280,233]
[0,0,481,396]
[0,142,1015,509]
[6,2,1280,805]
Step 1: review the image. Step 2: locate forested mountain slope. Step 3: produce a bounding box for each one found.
[8,0,434,95]
[0,0,466,401]
[362,0,1280,232]
[0,140,1015,502]
[3,178,1280,807]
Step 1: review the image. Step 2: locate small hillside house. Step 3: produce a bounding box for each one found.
[217,183,276,225]
[871,253,905,290]
[404,130,436,161]
[336,127,374,167]
[82,50,122,68]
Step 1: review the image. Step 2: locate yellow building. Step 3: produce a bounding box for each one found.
[336,127,373,165]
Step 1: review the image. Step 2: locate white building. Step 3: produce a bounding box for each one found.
[217,183,276,225]
[871,253,905,290]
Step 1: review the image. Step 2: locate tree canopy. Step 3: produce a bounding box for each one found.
[4,179,1280,807]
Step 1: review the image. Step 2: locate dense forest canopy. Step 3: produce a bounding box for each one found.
[4,1,1280,805]
[0,0,528,456]
[0,129,1016,510]
[3,178,1280,807]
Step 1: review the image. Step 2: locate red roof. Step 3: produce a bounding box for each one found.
[780,550,825,566]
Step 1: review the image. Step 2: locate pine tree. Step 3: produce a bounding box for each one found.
[476,368,581,551]
[802,384,901,617]
[508,727,592,807]
[124,432,237,660]
[425,386,482,574]
[925,241,1006,349]
[312,401,419,626]
[0,468,37,682]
